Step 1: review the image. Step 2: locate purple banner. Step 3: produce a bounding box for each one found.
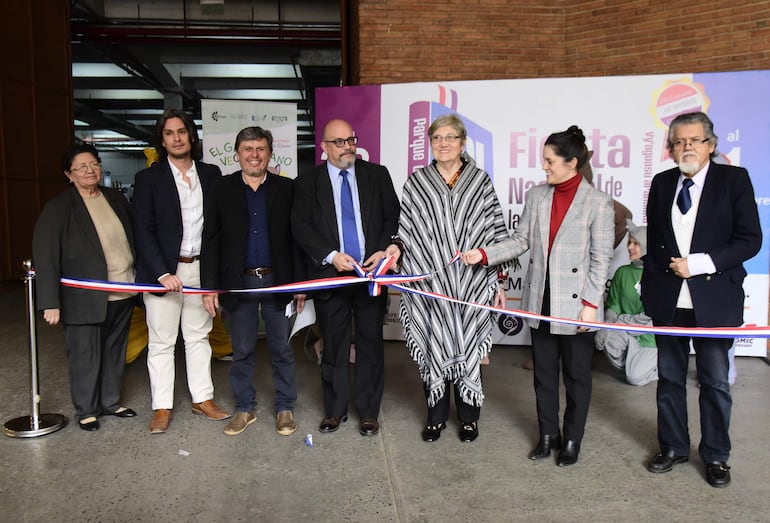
[315,85,382,165]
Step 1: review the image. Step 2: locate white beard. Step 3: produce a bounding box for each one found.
[678,160,700,174]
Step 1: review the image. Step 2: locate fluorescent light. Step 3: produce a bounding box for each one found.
[72,63,132,77]
[74,89,165,99]
[170,64,300,79]
[198,89,302,100]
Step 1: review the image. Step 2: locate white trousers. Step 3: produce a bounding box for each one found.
[144,260,214,409]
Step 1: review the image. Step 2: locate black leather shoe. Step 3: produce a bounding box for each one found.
[557,440,580,466]
[459,421,478,442]
[106,407,137,418]
[421,422,446,442]
[79,418,100,431]
[359,418,379,436]
[647,449,689,473]
[319,415,348,433]
[705,461,731,488]
[529,434,562,460]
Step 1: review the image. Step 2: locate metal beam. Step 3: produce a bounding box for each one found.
[73,101,154,142]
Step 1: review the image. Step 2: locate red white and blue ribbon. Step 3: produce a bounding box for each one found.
[59,256,432,298]
[388,283,770,339]
[59,255,770,339]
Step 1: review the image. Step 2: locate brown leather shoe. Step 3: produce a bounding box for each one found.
[150,409,172,434]
[191,399,231,421]
[359,418,379,436]
[276,410,297,436]
[223,411,257,436]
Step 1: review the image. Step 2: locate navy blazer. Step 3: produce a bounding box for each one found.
[291,159,400,279]
[32,186,135,324]
[200,171,302,308]
[132,159,221,284]
[641,161,762,327]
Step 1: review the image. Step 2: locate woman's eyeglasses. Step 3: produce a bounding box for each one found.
[70,162,101,173]
[430,134,461,144]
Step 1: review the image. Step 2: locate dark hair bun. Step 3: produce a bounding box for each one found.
[567,125,586,143]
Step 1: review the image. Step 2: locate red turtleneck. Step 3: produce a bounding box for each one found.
[548,173,581,256]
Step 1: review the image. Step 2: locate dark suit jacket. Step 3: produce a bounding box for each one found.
[641,162,762,327]
[292,159,400,280]
[32,186,135,324]
[200,171,301,308]
[132,159,221,284]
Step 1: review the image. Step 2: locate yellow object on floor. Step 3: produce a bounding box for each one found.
[125,306,232,363]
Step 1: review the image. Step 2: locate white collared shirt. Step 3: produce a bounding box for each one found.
[168,158,204,257]
[672,161,717,308]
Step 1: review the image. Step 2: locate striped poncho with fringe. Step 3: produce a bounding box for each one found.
[398,158,510,407]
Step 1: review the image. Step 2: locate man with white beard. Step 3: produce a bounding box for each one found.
[641,111,761,488]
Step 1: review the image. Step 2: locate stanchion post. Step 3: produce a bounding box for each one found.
[3,260,68,437]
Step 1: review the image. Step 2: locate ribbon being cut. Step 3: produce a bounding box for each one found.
[60,255,770,340]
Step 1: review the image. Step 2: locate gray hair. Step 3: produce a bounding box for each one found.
[427,114,467,143]
[666,112,718,158]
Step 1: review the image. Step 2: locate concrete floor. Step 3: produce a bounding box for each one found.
[1,281,769,523]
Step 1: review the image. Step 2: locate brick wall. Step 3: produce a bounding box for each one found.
[352,0,770,84]
[355,1,566,83]
[566,0,770,76]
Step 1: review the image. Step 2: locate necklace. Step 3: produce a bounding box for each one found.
[446,166,462,188]
[438,161,462,188]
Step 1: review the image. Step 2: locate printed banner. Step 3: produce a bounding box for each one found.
[201,99,298,178]
[317,71,770,355]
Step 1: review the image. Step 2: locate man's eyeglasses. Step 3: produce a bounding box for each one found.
[70,162,101,173]
[323,136,358,147]
[430,134,461,144]
[672,137,710,149]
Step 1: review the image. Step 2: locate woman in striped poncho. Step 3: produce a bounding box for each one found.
[390,114,510,443]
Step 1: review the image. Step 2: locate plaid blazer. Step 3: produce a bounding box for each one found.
[486,177,614,334]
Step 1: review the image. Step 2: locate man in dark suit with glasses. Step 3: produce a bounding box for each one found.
[292,119,400,437]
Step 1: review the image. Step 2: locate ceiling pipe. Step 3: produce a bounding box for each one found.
[71,23,340,48]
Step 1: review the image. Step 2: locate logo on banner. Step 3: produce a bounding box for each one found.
[497,314,523,336]
[650,78,710,162]
[407,86,494,178]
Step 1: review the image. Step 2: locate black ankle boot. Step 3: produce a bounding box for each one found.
[557,440,581,466]
[529,434,562,460]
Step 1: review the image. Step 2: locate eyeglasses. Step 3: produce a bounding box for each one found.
[672,137,710,149]
[323,136,358,147]
[70,162,101,173]
[430,134,461,144]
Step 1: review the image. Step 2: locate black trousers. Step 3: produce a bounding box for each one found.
[315,283,387,419]
[425,379,481,425]
[530,322,594,443]
[63,298,134,421]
